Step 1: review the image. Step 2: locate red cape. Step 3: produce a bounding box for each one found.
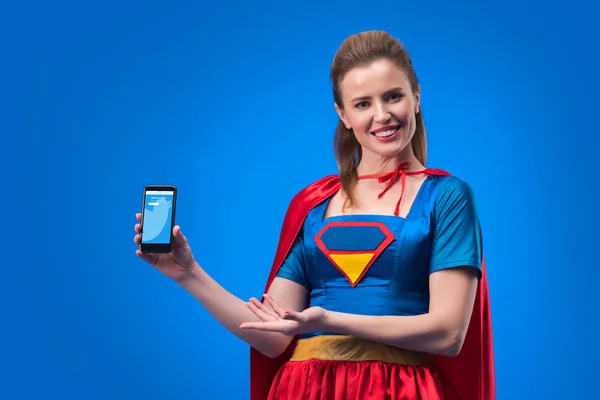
[250,172,495,400]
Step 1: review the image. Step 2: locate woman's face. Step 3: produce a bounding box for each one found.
[335,59,420,159]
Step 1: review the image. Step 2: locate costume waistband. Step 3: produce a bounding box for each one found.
[289,335,434,366]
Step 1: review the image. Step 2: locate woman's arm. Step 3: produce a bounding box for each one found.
[319,266,479,357]
[241,266,479,357]
[177,265,308,358]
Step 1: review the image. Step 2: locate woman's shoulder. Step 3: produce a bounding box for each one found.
[427,173,479,213]
[429,173,475,194]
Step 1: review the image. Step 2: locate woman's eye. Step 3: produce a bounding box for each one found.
[355,101,368,109]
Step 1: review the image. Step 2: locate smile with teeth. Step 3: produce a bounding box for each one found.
[372,126,400,137]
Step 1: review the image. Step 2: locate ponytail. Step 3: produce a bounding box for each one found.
[334,120,362,210]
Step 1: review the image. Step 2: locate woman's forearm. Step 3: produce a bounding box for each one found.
[319,269,478,357]
[320,311,464,357]
[176,263,292,358]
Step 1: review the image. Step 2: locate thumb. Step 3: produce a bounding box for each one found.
[173,225,188,247]
[282,311,304,322]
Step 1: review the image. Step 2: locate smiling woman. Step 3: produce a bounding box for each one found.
[133,30,495,400]
[335,60,420,155]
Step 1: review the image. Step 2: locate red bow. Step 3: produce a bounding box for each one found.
[358,161,431,216]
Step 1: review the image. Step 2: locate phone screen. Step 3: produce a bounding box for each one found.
[142,189,175,245]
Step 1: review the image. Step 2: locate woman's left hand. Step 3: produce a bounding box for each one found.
[240,294,327,336]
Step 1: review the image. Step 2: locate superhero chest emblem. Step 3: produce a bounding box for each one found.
[314,221,395,287]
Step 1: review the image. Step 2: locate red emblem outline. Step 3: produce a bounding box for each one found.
[314,221,395,287]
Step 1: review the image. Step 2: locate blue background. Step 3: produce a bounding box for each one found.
[5,0,599,399]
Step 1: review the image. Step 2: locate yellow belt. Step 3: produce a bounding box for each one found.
[289,335,434,366]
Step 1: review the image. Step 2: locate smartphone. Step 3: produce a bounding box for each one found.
[140,185,177,253]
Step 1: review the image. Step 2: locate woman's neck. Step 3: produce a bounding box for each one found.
[356,146,424,176]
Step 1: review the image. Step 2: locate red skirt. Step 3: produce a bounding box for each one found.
[267,335,455,400]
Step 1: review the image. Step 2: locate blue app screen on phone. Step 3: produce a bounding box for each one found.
[142,190,174,244]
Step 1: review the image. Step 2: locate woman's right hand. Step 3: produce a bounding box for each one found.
[133,213,197,282]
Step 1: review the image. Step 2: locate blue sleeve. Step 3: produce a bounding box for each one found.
[275,228,311,289]
[430,177,483,278]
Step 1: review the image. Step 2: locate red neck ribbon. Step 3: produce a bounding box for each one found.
[357,161,443,216]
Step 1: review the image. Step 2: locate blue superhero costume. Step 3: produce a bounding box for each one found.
[250,164,496,400]
[277,175,482,330]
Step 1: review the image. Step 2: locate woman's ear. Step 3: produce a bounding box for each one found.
[334,103,351,129]
[414,86,421,114]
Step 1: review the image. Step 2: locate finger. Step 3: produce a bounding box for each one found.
[134,234,141,245]
[282,310,304,322]
[263,294,286,318]
[239,321,287,332]
[250,297,279,319]
[246,299,276,322]
[245,301,270,322]
[136,249,158,266]
[239,322,267,330]
[136,213,141,222]
[135,224,141,234]
[247,298,278,321]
